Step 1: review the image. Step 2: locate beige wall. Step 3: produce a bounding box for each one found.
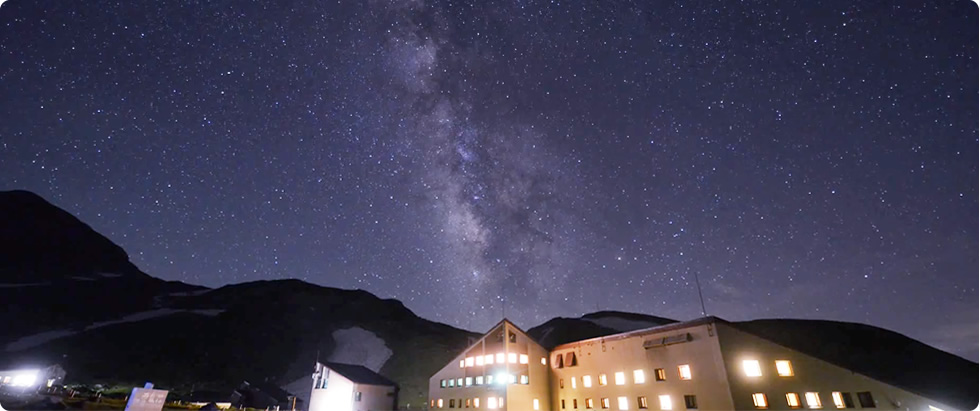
[550,322,735,411]
[714,322,956,411]
[353,383,397,411]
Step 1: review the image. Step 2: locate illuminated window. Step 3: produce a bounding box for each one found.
[46,379,55,388]
[431,399,435,408]
[586,398,595,409]
[509,353,518,364]
[466,357,475,367]
[618,397,629,410]
[520,354,529,364]
[520,375,529,384]
[488,397,497,409]
[499,397,504,408]
[496,353,505,363]
[856,392,874,408]
[633,369,645,384]
[599,374,608,386]
[831,392,845,409]
[509,374,517,384]
[775,360,794,377]
[786,393,801,408]
[752,393,768,409]
[743,360,762,377]
[448,379,455,388]
[465,377,472,386]
[534,399,540,410]
[602,398,611,409]
[654,368,666,381]
[571,376,577,389]
[466,399,472,407]
[659,395,672,410]
[560,378,564,389]
[486,375,493,384]
[638,396,649,409]
[678,365,692,380]
[683,395,697,409]
[804,392,822,409]
[542,357,547,365]
[583,375,593,387]
[476,356,484,366]
[485,354,494,365]
[457,378,463,387]
[614,372,626,385]
[460,360,465,368]
[438,399,444,408]
[475,376,484,385]
[474,398,480,408]
[441,379,447,388]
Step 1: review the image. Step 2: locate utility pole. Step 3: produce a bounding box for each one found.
[692,271,707,317]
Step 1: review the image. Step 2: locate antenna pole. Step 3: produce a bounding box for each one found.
[693,271,707,316]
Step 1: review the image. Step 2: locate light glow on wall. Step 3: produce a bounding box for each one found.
[11,370,38,387]
[742,360,762,377]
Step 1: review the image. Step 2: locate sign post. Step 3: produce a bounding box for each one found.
[123,383,168,411]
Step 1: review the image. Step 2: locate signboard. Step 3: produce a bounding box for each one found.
[124,387,169,411]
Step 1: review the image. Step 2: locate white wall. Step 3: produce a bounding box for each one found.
[309,369,354,411]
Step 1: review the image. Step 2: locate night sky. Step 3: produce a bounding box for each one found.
[1,1,977,360]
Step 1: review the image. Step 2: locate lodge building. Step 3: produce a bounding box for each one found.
[428,317,956,411]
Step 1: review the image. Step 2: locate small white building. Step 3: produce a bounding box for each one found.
[308,362,397,411]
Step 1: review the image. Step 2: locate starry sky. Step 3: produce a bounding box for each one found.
[1,0,977,360]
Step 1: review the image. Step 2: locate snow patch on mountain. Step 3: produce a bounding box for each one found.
[328,327,392,372]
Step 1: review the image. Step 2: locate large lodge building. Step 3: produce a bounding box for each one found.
[428,317,956,411]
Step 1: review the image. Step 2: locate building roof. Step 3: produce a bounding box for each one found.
[551,316,724,350]
[323,362,397,387]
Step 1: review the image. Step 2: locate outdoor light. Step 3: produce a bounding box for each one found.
[12,370,39,387]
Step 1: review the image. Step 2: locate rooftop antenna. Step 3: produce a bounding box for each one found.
[692,270,708,317]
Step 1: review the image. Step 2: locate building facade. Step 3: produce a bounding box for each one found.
[429,318,957,411]
[308,361,398,411]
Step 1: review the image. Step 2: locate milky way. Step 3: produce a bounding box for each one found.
[0,0,976,359]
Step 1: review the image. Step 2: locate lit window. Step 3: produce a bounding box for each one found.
[638,396,649,409]
[560,378,564,389]
[496,353,506,363]
[460,360,465,368]
[509,374,517,384]
[474,398,480,408]
[856,392,874,408]
[534,399,540,410]
[633,369,645,384]
[786,393,801,408]
[465,377,472,386]
[805,392,822,409]
[431,399,435,408]
[775,360,794,377]
[448,379,455,388]
[659,395,672,410]
[499,397,504,408]
[928,406,944,411]
[476,356,484,366]
[831,392,845,409]
[486,375,493,384]
[520,375,529,384]
[583,375,593,387]
[438,399,444,408]
[520,354,529,364]
[743,360,762,377]
[683,395,697,409]
[466,357,475,367]
[542,357,547,365]
[571,376,577,389]
[752,393,768,409]
[485,354,495,365]
[457,378,463,387]
[614,372,626,385]
[654,368,666,381]
[601,398,610,409]
[497,373,510,385]
[475,376,484,385]
[466,399,472,407]
[586,398,595,409]
[509,353,518,364]
[441,379,447,388]
[599,374,608,386]
[678,365,692,380]
[618,397,629,410]
[488,397,497,409]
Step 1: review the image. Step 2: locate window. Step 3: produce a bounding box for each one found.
[475,376,484,385]
[466,399,472,408]
[486,375,493,384]
[583,375,593,387]
[474,398,480,408]
[586,398,595,409]
[618,397,629,410]
[466,357,475,367]
[599,374,608,386]
[499,398,504,408]
[566,352,578,366]
[654,368,666,381]
[485,354,494,365]
[441,379,447,388]
[602,398,611,409]
[574,399,579,409]
[487,397,497,409]
[508,353,518,364]
[431,400,436,408]
[509,331,517,343]
[476,356,484,366]
[614,372,626,385]
[743,360,763,377]
[832,393,845,409]
[571,376,577,389]
[496,353,505,363]
[786,393,801,408]
[465,377,472,386]
[520,354,529,364]
[450,399,455,408]
[856,392,874,408]
[683,395,697,409]
[840,392,854,408]
[438,399,444,408]
[659,395,672,410]
[457,378,463,387]
[555,354,565,368]
[560,378,564,389]
[520,375,529,384]
[638,396,649,409]
[542,357,547,365]
[355,392,362,402]
[448,379,455,388]
[805,392,822,409]
[633,369,645,384]
[534,399,540,410]
[562,399,567,409]
[508,374,517,384]
[678,364,692,380]
[460,360,465,368]
[752,393,768,409]
[775,360,794,377]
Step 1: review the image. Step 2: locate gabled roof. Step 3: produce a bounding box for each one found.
[324,362,397,387]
